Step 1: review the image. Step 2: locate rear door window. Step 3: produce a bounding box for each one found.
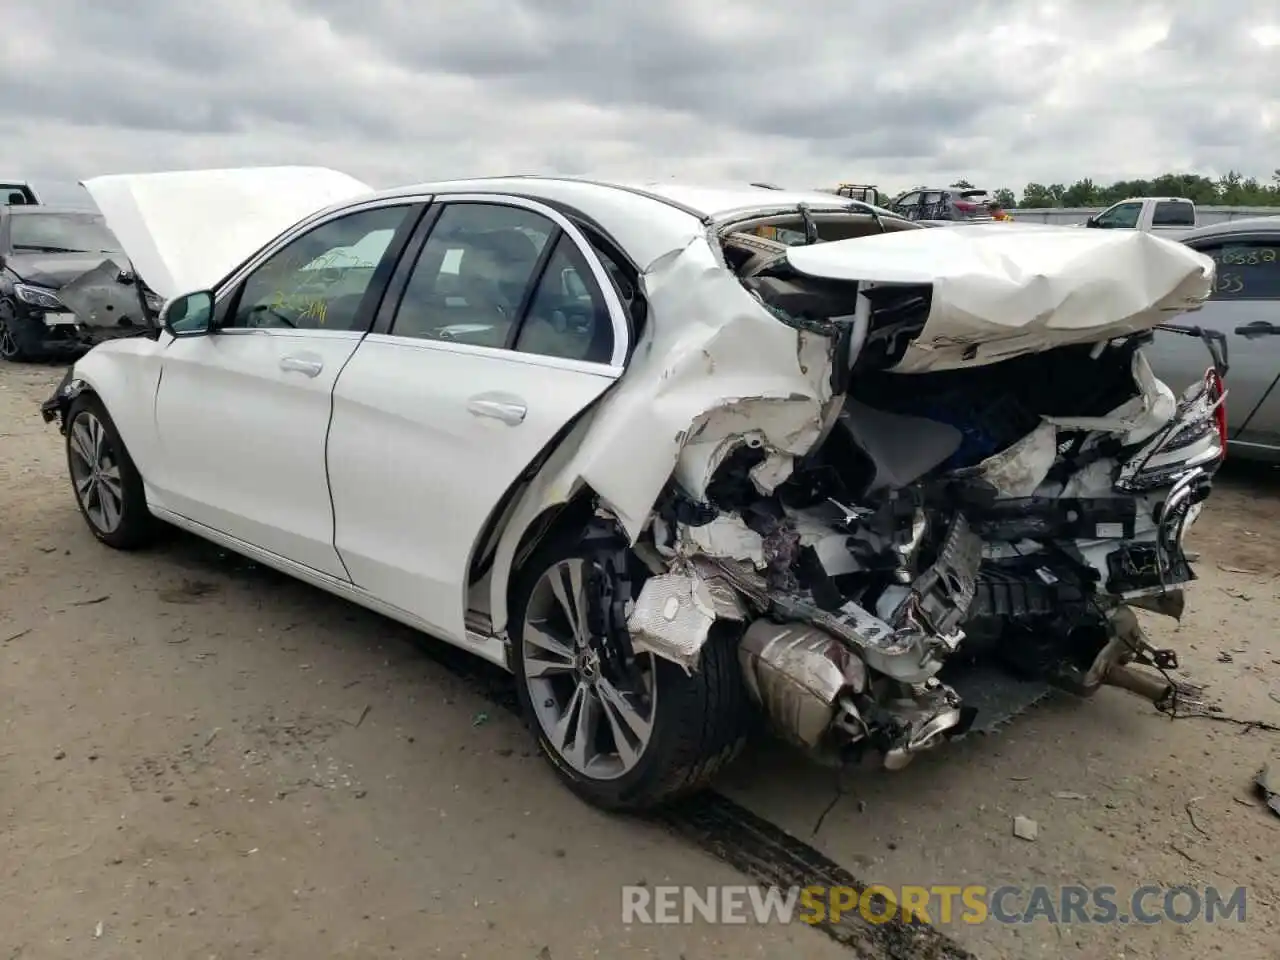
[514,235,614,364]
[388,202,554,348]
[1195,240,1280,300]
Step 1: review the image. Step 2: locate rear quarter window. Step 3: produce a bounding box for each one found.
[1153,201,1195,227]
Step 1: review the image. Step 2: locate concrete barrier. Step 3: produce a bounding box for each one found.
[1009,206,1280,226]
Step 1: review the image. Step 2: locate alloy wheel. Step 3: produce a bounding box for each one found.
[68,411,125,534]
[522,557,657,780]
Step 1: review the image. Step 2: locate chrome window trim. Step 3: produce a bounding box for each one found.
[359,331,622,378]
[378,192,631,368]
[212,195,434,303]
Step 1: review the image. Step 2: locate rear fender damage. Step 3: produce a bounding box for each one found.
[485,233,838,629]
[487,224,1214,770]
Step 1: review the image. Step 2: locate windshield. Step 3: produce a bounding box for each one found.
[9,212,122,254]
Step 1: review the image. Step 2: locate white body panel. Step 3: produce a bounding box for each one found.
[328,335,619,642]
[150,329,362,579]
[151,504,508,666]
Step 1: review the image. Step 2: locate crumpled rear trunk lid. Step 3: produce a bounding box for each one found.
[782,223,1214,373]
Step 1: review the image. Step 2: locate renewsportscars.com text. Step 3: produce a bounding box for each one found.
[621,884,1248,926]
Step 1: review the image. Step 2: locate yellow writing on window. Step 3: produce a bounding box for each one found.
[1213,247,1277,266]
[267,290,330,324]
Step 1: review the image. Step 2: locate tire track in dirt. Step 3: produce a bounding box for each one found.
[400,632,977,960]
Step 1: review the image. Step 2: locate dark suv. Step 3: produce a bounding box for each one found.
[889,187,1010,224]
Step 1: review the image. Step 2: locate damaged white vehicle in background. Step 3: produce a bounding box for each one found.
[42,169,1223,811]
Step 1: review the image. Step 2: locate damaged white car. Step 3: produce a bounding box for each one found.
[42,168,1224,810]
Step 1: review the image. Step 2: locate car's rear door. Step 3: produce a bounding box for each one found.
[327,196,629,644]
[149,200,424,576]
[1207,232,1280,452]
[1144,230,1280,448]
[920,190,945,220]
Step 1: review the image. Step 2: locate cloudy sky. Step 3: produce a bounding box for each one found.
[2,0,1277,205]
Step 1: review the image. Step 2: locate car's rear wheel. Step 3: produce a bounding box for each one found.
[510,531,750,811]
[65,393,155,549]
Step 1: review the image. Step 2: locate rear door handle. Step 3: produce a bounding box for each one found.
[1234,321,1280,339]
[467,392,527,425]
[279,355,323,377]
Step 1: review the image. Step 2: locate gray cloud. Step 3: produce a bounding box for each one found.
[1,0,1276,195]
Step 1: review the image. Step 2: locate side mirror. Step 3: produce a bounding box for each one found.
[161,290,215,337]
[1084,216,1099,228]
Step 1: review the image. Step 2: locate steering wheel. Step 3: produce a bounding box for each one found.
[246,303,297,328]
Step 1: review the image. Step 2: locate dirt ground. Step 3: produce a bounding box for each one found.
[2,358,1278,960]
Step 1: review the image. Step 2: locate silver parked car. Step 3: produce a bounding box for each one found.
[1144,217,1280,461]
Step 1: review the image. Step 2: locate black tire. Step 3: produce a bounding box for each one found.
[64,392,156,550]
[0,297,31,362]
[510,529,751,811]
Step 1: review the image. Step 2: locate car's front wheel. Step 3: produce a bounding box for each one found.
[0,298,29,361]
[65,393,155,549]
[510,531,750,811]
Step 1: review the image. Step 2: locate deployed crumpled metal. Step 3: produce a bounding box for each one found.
[784,223,1213,372]
[499,220,1213,555]
[55,260,160,341]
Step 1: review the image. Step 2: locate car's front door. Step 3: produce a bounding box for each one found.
[1091,201,1142,229]
[149,201,423,576]
[893,191,922,220]
[327,197,628,643]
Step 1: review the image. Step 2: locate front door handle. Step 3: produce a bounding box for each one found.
[279,355,323,377]
[467,392,527,425]
[1235,321,1280,339]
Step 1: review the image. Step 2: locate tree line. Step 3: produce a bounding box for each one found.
[947,170,1280,209]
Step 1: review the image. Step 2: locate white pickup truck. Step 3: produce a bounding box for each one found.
[1082,196,1197,237]
[2,180,41,205]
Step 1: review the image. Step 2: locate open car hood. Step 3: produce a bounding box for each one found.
[80,166,374,301]
[784,223,1215,373]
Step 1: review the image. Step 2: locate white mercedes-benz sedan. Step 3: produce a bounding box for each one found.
[43,168,1220,810]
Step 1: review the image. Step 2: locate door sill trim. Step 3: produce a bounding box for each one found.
[149,506,511,670]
